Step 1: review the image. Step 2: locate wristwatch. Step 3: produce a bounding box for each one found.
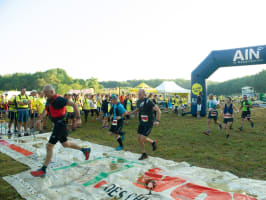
[156,120,160,122]
[76,116,81,119]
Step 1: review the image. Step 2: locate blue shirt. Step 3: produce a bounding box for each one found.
[113,103,126,119]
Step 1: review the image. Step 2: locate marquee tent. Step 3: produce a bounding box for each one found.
[129,82,157,93]
[155,81,190,94]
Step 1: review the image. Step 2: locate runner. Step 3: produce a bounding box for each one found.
[221,97,239,139]
[31,85,91,177]
[239,95,254,131]
[101,94,109,129]
[108,94,127,151]
[127,89,161,160]
[204,94,222,136]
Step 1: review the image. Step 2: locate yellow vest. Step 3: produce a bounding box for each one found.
[16,95,29,109]
[37,97,46,114]
[83,98,90,110]
[8,97,16,111]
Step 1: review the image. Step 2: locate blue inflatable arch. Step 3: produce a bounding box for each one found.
[191,45,266,116]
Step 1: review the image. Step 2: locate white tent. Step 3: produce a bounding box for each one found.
[155,81,190,94]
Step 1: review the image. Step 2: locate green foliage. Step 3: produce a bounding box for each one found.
[208,70,266,95]
[0,68,104,95]
[0,68,265,96]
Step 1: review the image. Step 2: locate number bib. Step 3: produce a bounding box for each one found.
[224,113,233,119]
[112,120,118,126]
[211,110,217,116]
[141,115,149,122]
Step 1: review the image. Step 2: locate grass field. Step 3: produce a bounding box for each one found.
[0,107,265,199]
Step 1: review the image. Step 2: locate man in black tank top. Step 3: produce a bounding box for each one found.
[127,89,161,160]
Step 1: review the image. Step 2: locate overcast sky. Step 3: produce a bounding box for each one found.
[0,0,265,82]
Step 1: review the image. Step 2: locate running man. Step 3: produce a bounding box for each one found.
[127,89,161,160]
[239,95,254,131]
[30,85,91,177]
[204,94,222,135]
[221,97,239,139]
[101,95,109,129]
[108,94,127,151]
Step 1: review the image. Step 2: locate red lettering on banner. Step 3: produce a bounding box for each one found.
[234,193,257,200]
[94,180,107,188]
[0,140,33,156]
[133,168,257,200]
[133,168,186,192]
[170,183,232,200]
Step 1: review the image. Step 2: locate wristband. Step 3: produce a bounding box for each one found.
[76,116,81,119]
[156,120,160,122]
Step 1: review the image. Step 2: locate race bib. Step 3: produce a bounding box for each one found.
[141,115,148,122]
[224,114,233,119]
[211,110,217,116]
[112,120,118,126]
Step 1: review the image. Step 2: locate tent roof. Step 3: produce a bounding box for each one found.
[155,81,190,93]
[135,82,153,89]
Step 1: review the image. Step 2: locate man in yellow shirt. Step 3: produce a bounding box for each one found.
[29,90,39,132]
[16,88,31,137]
[66,93,75,131]
[36,91,46,133]
[82,94,91,124]
[8,95,18,134]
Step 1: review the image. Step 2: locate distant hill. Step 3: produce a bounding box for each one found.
[0,68,265,95]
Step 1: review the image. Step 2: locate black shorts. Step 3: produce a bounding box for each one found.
[67,112,75,119]
[241,111,251,120]
[31,112,38,119]
[49,120,68,144]
[223,118,234,124]
[8,111,17,121]
[109,119,123,135]
[138,122,153,137]
[208,111,218,121]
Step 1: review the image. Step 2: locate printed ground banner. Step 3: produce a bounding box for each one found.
[0,133,265,200]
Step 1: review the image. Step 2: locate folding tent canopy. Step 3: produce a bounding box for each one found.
[155,81,190,94]
[129,82,157,93]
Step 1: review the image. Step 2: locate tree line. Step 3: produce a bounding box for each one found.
[0,68,265,95]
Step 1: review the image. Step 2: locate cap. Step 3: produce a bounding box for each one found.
[31,90,37,93]
[110,94,118,99]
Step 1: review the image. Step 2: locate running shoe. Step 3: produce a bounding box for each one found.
[18,133,22,137]
[24,132,30,136]
[138,153,148,160]
[203,130,210,136]
[152,140,157,151]
[8,130,11,134]
[83,148,91,160]
[226,134,230,139]
[239,127,243,131]
[219,124,222,130]
[116,146,123,151]
[30,169,46,178]
[251,122,254,128]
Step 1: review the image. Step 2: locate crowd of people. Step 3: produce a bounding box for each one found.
[0,85,256,177]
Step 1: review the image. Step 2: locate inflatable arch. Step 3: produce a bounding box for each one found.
[191,45,266,116]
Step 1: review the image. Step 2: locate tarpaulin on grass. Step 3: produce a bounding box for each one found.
[0,133,265,200]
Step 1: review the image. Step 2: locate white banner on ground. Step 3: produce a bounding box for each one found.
[0,133,265,200]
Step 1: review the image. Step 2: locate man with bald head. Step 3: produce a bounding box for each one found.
[30,85,91,177]
[127,89,161,160]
